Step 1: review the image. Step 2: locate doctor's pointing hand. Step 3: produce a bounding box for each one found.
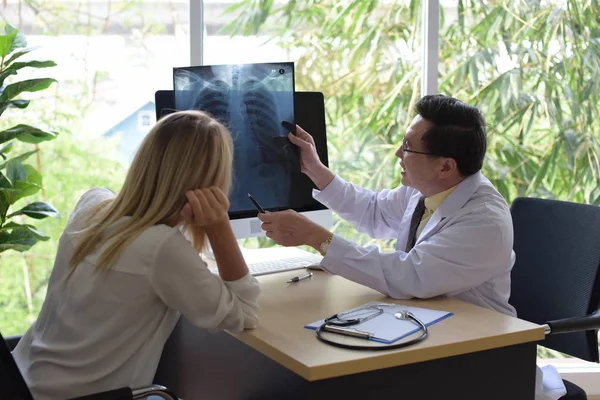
[257,123,334,255]
[257,210,331,253]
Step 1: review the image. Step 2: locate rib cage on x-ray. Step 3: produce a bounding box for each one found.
[179,67,298,212]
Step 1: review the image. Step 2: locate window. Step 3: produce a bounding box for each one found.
[0,0,190,336]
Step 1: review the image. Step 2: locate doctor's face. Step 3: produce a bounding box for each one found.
[395,116,442,194]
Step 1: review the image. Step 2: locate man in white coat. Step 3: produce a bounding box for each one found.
[258,94,566,400]
[260,94,515,314]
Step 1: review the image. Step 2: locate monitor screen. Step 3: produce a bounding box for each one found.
[155,88,328,221]
[173,62,302,219]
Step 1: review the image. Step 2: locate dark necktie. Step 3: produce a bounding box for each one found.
[405,197,426,252]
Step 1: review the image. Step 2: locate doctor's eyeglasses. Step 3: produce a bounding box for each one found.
[401,138,439,156]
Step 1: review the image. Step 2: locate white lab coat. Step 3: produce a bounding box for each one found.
[313,172,566,400]
[314,171,516,316]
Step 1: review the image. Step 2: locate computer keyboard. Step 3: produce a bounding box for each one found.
[208,253,323,276]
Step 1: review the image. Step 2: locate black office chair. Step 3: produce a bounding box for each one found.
[509,197,600,400]
[1,331,178,400]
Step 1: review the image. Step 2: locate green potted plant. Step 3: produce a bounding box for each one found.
[0,24,59,253]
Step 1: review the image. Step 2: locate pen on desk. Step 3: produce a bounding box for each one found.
[247,193,266,213]
[287,272,313,283]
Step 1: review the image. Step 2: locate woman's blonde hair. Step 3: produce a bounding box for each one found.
[70,110,233,271]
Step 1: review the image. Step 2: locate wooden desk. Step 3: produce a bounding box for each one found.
[155,270,544,400]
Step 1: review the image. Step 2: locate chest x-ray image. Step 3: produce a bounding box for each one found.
[173,62,301,216]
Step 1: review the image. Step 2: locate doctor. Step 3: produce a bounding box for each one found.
[259,94,516,316]
[259,94,567,400]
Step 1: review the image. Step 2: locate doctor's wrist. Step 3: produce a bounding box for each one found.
[306,227,332,254]
[308,166,335,190]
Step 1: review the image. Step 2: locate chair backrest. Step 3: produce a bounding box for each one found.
[509,197,600,362]
[0,331,33,400]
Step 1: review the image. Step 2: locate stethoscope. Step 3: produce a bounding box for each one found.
[316,304,428,350]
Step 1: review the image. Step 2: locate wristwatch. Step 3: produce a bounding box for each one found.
[319,233,334,256]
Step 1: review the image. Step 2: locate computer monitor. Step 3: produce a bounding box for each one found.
[173,63,300,214]
[155,88,333,239]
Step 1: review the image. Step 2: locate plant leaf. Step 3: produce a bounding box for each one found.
[0,29,17,59]
[0,188,19,208]
[12,181,41,202]
[22,164,42,185]
[0,62,55,88]
[4,24,27,52]
[7,60,56,72]
[0,228,38,253]
[0,150,38,170]
[0,99,32,118]
[0,69,17,88]
[7,201,58,219]
[0,172,11,188]
[0,221,50,240]
[0,78,56,102]
[0,141,12,157]
[0,124,57,145]
[0,170,12,218]
[3,46,39,66]
[9,99,30,109]
[6,159,25,184]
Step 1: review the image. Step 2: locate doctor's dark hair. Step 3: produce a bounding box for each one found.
[415,94,487,176]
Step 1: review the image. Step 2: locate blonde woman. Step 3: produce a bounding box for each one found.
[12,110,260,400]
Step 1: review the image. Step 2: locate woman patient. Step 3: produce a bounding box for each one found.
[12,110,260,399]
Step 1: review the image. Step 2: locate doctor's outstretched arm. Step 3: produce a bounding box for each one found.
[285,123,413,239]
[319,214,513,300]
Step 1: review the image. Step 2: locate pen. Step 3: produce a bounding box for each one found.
[323,325,373,340]
[247,193,266,213]
[287,272,313,283]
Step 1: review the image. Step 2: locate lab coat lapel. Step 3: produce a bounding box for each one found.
[415,172,483,244]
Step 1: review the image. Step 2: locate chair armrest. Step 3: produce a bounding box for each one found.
[546,310,600,335]
[6,335,22,351]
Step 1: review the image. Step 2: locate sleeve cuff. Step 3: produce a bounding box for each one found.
[223,273,258,287]
[312,175,347,204]
[321,234,355,273]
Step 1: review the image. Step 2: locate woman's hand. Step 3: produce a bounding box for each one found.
[182,187,249,282]
[181,187,230,231]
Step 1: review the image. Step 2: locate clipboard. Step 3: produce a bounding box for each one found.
[305,301,453,344]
